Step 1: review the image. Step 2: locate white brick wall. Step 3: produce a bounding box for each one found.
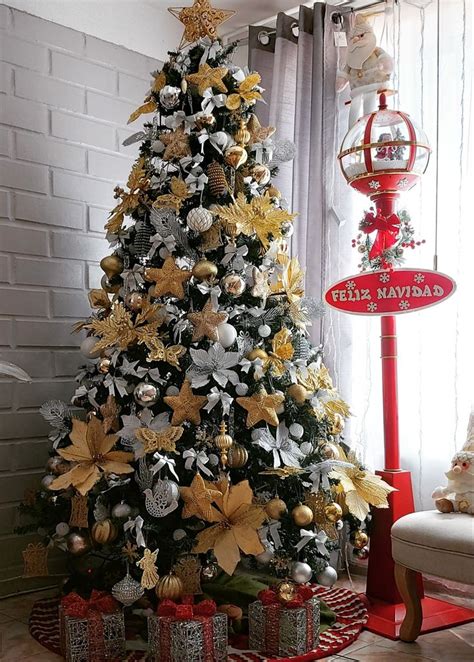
[0,5,162,594]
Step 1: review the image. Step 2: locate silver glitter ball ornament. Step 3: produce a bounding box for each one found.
[316,565,338,587]
[235,382,249,396]
[112,572,144,606]
[159,85,181,110]
[281,221,294,238]
[290,561,312,584]
[201,561,219,582]
[111,501,132,519]
[134,382,159,407]
[187,206,214,233]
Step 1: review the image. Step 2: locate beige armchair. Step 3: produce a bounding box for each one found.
[391,510,474,642]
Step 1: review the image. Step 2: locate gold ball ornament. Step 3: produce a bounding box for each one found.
[91,519,118,545]
[125,291,145,312]
[224,145,248,169]
[351,530,369,549]
[66,531,92,556]
[292,504,314,527]
[155,573,184,601]
[100,255,124,279]
[287,383,308,404]
[267,185,281,198]
[321,442,341,460]
[100,274,122,294]
[97,357,111,374]
[246,348,268,361]
[192,259,218,282]
[251,164,271,186]
[213,421,234,466]
[222,273,246,296]
[227,443,248,469]
[265,498,287,520]
[324,502,343,523]
[330,414,345,436]
[276,579,298,604]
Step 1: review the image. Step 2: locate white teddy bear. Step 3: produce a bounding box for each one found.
[432,412,474,514]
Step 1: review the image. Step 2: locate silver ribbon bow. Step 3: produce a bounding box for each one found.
[182,448,213,477]
[148,231,176,257]
[295,528,328,554]
[204,387,233,416]
[180,153,204,171]
[72,385,99,408]
[164,110,195,133]
[307,460,354,492]
[103,374,128,398]
[185,169,208,193]
[221,244,249,271]
[198,130,232,155]
[124,515,146,548]
[251,137,274,164]
[122,264,145,291]
[151,453,179,481]
[199,37,223,64]
[196,282,221,308]
[201,88,227,114]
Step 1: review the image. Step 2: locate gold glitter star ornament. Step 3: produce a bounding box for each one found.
[186,63,228,96]
[145,256,191,300]
[187,298,228,341]
[236,387,284,427]
[164,379,207,425]
[169,0,235,47]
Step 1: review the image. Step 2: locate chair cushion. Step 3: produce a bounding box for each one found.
[391,510,474,584]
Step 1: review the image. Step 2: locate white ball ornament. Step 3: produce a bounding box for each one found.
[80,336,102,359]
[187,207,213,233]
[300,441,313,455]
[41,474,55,489]
[289,423,304,439]
[217,323,237,348]
[316,565,338,587]
[159,246,170,259]
[173,529,187,541]
[111,502,132,519]
[166,385,180,396]
[55,522,70,537]
[258,324,271,338]
[251,428,262,441]
[290,561,313,584]
[235,382,249,396]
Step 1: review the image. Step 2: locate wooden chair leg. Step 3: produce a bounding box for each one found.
[395,562,423,642]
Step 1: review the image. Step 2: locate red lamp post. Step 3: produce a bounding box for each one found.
[329,94,473,638]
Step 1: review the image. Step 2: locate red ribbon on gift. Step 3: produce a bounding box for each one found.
[361,209,401,260]
[257,586,317,656]
[61,591,119,661]
[156,597,218,662]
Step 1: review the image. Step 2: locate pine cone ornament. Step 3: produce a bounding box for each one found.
[134,221,155,258]
[207,161,228,197]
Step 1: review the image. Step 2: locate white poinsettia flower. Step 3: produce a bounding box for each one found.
[187,344,240,388]
[253,422,306,468]
[118,411,170,444]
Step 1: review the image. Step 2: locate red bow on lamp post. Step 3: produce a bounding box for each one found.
[361,209,401,261]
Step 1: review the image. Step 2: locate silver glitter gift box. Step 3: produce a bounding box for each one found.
[148,612,228,662]
[248,596,320,657]
[59,605,126,662]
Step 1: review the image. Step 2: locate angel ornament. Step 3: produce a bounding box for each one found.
[136,547,159,589]
[336,15,393,128]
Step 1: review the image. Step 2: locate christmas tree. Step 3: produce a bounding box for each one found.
[18,0,394,605]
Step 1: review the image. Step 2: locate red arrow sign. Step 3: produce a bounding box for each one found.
[324,268,456,316]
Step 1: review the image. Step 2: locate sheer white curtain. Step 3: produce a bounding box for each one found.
[250,0,472,509]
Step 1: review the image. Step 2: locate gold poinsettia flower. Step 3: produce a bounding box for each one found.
[259,466,304,479]
[88,300,162,352]
[193,479,266,575]
[49,417,134,495]
[153,177,191,212]
[226,73,263,110]
[264,328,294,376]
[214,193,295,249]
[329,451,396,521]
[271,256,305,303]
[106,158,150,233]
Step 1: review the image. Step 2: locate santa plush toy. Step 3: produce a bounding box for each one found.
[336,14,394,128]
[432,412,474,514]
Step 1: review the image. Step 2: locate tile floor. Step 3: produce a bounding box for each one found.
[0,577,472,661]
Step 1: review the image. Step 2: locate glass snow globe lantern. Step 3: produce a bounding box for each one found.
[338,93,431,216]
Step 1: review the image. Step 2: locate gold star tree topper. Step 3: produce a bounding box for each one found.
[169,0,235,47]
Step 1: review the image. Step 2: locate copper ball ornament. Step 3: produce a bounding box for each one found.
[291,504,314,527]
[324,502,343,523]
[287,383,308,404]
[265,498,287,520]
[134,382,159,407]
[100,255,124,279]
[222,273,246,296]
[155,573,184,601]
[125,291,145,312]
[100,274,122,294]
[224,145,248,169]
[321,442,341,459]
[66,531,92,557]
[267,185,281,198]
[251,164,271,186]
[227,443,248,469]
[353,546,369,560]
[350,530,369,549]
[192,259,218,281]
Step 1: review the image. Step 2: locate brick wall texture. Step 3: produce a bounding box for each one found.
[0,5,162,593]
